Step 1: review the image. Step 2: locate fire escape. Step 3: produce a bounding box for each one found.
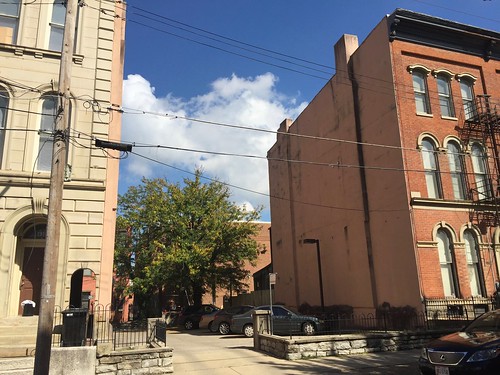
[458,95,500,231]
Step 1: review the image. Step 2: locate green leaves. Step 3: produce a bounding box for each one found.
[114,170,262,307]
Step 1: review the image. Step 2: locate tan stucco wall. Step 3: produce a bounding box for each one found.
[0,0,125,317]
[268,17,422,313]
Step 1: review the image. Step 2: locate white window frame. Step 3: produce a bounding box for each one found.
[408,65,432,115]
[463,230,484,297]
[458,76,476,120]
[471,143,491,200]
[0,0,20,44]
[37,95,58,172]
[447,141,466,200]
[436,229,459,298]
[49,0,66,51]
[436,74,455,118]
[421,138,442,199]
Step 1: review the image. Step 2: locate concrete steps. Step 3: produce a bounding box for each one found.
[0,317,38,358]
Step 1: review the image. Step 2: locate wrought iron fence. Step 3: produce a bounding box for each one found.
[52,304,166,350]
[321,311,428,335]
[423,296,496,327]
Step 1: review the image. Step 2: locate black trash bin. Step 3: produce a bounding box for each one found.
[22,301,35,316]
[61,308,88,347]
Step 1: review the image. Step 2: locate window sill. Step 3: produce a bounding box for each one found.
[0,43,84,64]
[410,196,499,211]
[416,112,433,118]
[441,116,458,121]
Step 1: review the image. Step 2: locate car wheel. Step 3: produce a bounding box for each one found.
[302,321,316,335]
[243,324,254,337]
[219,322,230,335]
[184,319,195,330]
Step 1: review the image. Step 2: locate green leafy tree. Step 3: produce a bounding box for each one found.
[114,170,262,314]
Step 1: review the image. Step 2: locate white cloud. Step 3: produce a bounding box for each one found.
[120,73,307,220]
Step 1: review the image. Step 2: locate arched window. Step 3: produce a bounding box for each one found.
[49,1,66,51]
[447,141,466,200]
[0,87,8,166]
[463,230,485,297]
[421,138,442,198]
[460,78,476,120]
[37,95,58,171]
[412,70,431,114]
[0,0,20,44]
[471,143,491,200]
[436,229,460,297]
[437,74,455,117]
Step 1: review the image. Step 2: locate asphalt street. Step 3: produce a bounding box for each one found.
[166,328,422,374]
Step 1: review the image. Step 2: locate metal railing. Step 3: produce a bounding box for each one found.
[423,296,496,322]
[52,304,167,350]
[321,311,428,335]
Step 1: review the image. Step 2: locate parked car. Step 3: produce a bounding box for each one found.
[418,309,500,375]
[198,308,221,331]
[230,305,324,337]
[177,304,219,330]
[209,305,254,334]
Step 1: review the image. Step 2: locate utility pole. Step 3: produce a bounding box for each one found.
[34,1,78,374]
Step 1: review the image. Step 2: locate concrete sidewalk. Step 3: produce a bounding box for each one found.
[168,329,421,374]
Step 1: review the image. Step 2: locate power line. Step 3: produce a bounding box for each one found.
[130,10,334,75]
[127,19,330,81]
[130,5,335,71]
[115,105,468,156]
[128,149,482,215]
[130,141,486,176]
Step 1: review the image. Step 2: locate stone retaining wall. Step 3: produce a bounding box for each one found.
[257,331,443,360]
[95,347,173,374]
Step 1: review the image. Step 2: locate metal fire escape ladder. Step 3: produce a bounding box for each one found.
[459,95,500,228]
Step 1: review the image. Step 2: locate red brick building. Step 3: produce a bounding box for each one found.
[267,9,500,317]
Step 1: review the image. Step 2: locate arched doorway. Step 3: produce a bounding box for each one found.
[17,222,47,315]
[70,268,96,310]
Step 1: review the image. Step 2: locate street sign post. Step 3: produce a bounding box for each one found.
[269,273,277,335]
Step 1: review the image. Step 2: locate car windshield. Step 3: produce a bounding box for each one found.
[464,310,500,332]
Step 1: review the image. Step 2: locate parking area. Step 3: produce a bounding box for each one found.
[166,328,422,374]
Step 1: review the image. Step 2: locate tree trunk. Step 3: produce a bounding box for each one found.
[192,284,204,306]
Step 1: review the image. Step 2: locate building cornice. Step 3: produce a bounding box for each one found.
[387,8,500,61]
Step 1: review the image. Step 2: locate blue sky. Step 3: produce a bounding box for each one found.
[119,0,500,221]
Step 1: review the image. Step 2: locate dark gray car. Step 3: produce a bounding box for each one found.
[229,305,324,337]
[210,305,254,334]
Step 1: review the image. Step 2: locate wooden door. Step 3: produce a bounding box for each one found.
[18,247,44,315]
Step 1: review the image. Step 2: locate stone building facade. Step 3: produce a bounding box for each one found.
[0,0,125,318]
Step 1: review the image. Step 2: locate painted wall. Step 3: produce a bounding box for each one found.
[267,11,500,314]
[0,1,125,317]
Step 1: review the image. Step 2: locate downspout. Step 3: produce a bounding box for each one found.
[286,125,302,309]
[348,62,379,309]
